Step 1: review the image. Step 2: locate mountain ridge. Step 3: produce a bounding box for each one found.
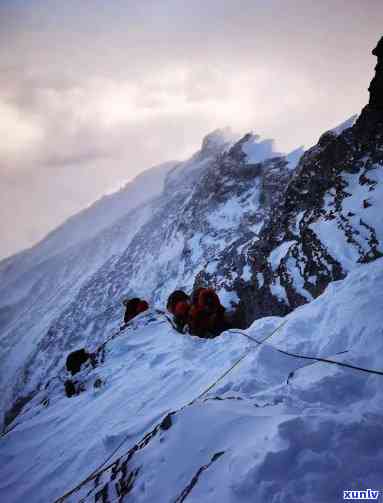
[0,35,382,503]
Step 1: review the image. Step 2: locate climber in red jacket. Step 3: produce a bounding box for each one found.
[167,287,230,337]
[188,288,228,338]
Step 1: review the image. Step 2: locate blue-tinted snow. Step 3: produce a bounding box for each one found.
[1,259,382,502]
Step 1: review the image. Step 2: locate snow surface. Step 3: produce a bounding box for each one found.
[269,240,296,271]
[1,258,383,502]
[270,277,289,304]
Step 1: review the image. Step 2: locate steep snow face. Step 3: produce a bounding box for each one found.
[1,259,382,503]
[0,129,295,426]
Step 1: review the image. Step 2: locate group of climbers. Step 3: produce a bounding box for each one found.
[64,287,229,396]
[167,287,230,338]
[121,287,229,337]
[121,288,229,338]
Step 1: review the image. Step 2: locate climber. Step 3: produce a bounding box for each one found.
[166,290,190,332]
[188,288,229,338]
[166,288,230,337]
[123,297,149,324]
[65,348,97,397]
[136,299,149,315]
[191,287,204,307]
[66,348,95,376]
[166,290,189,314]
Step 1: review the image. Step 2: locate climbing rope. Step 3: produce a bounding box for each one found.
[190,319,289,403]
[53,318,289,502]
[229,329,383,378]
[40,316,383,502]
[285,350,349,384]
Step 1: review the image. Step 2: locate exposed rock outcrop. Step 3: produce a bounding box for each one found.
[369,36,383,110]
[238,35,383,325]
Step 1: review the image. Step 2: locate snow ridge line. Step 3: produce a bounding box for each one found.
[54,318,289,503]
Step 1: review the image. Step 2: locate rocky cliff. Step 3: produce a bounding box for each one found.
[236,38,383,325]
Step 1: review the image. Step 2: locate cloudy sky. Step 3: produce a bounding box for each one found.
[0,0,382,259]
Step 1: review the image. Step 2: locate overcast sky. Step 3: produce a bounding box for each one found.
[0,0,382,259]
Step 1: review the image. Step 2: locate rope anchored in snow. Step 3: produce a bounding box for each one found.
[229,329,383,379]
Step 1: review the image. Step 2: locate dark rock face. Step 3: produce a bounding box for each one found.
[369,36,383,110]
[236,37,383,326]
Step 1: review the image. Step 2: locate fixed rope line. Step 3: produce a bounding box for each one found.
[54,318,289,502]
[101,316,168,349]
[51,315,383,502]
[229,329,383,378]
[191,319,289,404]
[285,350,349,384]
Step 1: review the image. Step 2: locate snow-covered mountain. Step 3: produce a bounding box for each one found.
[0,127,302,426]
[0,36,383,503]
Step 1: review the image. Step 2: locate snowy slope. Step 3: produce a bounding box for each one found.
[1,258,382,503]
[0,127,301,427]
[0,161,176,425]
[0,160,176,296]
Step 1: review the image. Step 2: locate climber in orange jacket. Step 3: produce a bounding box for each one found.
[123,297,149,324]
[167,287,230,337]
[189,288,229,338]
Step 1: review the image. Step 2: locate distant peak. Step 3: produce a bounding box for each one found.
[200,127,236,154]
[238,132,281,164]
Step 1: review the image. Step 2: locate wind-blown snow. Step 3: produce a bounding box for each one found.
[1,258,382,503]
[242,134,279,164]
[242,133,304,171]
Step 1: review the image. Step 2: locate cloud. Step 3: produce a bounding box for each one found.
[0,0,382,258]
